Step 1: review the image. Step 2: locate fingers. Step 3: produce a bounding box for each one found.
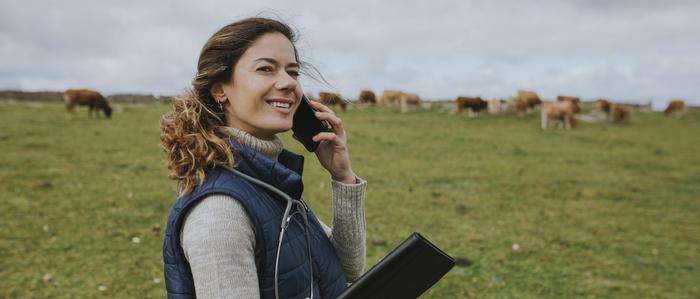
[312,132,344,145]
[308,99,348,145]
[314,110,344,135]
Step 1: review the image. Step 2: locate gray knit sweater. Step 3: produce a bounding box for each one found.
[180,127,367,298]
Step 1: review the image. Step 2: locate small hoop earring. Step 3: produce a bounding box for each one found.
[219,101,223,112]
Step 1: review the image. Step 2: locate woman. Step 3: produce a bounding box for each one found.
[160,17,366,298]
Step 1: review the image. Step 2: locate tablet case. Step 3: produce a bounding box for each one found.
[337,232,455,299]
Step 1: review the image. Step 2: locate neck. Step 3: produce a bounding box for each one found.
[218,126,284,160]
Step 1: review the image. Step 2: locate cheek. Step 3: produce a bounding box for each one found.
[231,84,264,110]
[292,89,303,107]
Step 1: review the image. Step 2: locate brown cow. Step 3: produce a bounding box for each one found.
[556,95,582,113]
[399,93,421,113]
[357,90,376,105]
[610,104,631,123]
[664,100,686,117]
[318,92,347,111]
[455,96,487,117]
[378,90,404,106]
[592,99,630,124]
[63,89,112,118]
[541,101,578,130]
[514,90,542,117]
[594,98,611,114]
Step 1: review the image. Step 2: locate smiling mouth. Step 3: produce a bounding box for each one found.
[266,99,293,111]
[267,101,291,109]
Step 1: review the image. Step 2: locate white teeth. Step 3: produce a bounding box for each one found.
[269,101,291,109]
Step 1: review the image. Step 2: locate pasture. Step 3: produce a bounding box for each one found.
[1,100,698,298]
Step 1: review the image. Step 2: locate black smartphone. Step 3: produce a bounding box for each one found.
[292,95,332,152]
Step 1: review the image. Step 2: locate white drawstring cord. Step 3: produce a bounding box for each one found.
[222,165,314,299]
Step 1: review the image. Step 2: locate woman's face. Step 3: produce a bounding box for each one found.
[215,32,302,140]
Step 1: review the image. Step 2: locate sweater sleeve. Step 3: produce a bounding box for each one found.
[317,176,367,282]
[180,194,260,298]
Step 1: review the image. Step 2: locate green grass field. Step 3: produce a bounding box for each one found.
[1,101,699,298]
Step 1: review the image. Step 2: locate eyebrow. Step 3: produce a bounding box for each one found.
[254,57,299,68]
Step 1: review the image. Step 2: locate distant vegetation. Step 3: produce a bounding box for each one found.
[0,90,174,103]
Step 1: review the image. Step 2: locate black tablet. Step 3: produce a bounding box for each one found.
[338,232,455,299]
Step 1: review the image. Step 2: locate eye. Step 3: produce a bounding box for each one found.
[256,66,273,72]
[287,69,300,78]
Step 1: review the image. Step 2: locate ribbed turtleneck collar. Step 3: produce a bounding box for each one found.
[218,127,284,160]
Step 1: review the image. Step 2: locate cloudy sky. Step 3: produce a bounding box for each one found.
[1,0,698,109]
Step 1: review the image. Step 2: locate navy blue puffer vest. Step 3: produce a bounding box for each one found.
[162,139,348,298]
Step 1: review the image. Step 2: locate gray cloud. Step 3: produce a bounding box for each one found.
[1,0,698,109]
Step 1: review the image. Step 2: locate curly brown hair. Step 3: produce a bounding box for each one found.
[160,17,299,195]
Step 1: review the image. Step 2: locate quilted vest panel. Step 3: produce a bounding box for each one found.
[162,140,347,298]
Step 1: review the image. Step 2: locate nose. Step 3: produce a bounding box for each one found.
[274,71,298,92]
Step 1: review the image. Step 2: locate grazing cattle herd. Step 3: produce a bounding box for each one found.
[55,88,691,129]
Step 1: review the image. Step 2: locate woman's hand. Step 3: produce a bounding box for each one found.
[307,100,356,184]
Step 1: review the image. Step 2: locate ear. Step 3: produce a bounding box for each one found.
[210,82,227,103]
